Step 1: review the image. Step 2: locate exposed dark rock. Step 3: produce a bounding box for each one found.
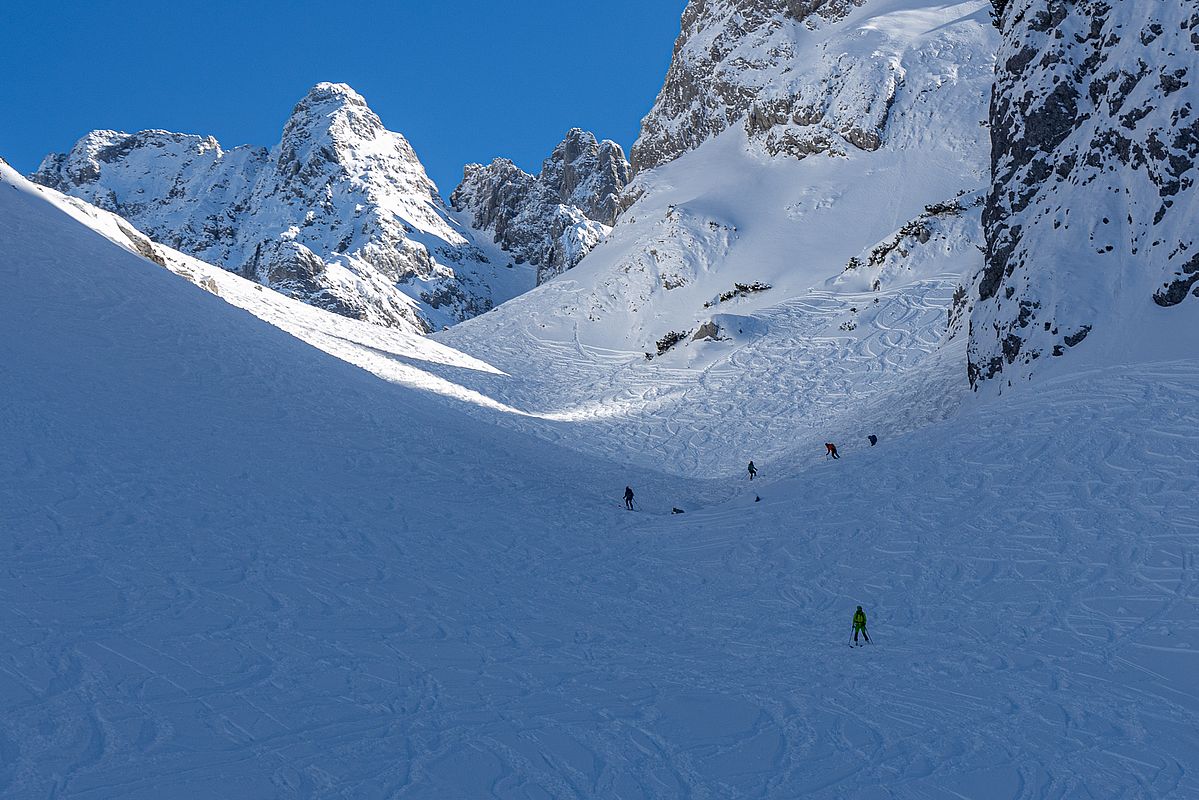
[1063,325,1092,347]
[1154,252,1199,306]
[656,329,693,355]
[947,283,971,338]
[704,282,772,308]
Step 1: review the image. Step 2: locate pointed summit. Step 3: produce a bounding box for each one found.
[276,82,399,172]
[296,81,369,108]
[541,129,629,226]
[284,83,378,136]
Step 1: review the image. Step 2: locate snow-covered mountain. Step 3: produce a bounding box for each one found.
[33,83,530,333]
[451,129,630,284]
[445,0,996,355]
[7,161,505,391]
[967,0,1199,387]
[410,0,999,484]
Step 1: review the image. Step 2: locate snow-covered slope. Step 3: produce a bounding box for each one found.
[4,157,1199,797]
[452,129,631,284]
[967,0,1199,387]
[33,83,531,333]
[431,0,997,467]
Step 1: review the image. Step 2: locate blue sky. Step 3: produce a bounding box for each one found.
[0,0,686,194]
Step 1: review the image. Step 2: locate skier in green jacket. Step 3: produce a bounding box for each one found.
[852,606,871,645]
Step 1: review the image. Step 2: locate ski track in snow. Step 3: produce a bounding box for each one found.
[3,167,1199,796]
[433,278,968,482]
[4,353,1197,798]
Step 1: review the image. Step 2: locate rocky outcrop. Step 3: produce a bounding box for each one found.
[33,83,497,333]
[968,0,1199,386]
[837,193,985,294]
[451,129,630,284]
[631,0,890,172]
[692,320,722,341]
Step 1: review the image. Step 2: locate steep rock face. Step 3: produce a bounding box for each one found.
[968,0,1199,386]
[631,0,894,172]
[33,83,502,333]
[451,130,630,284]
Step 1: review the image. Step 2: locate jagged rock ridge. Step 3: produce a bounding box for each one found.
[968,0,1199,386]
[33,83,500,333]
[451,130,630,284]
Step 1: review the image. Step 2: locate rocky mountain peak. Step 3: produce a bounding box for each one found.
[541,129,630,226]
[631,0,873,172]
[281,83,386,152]
[295,81,369,110]
[452,129,631,284]
[271,83,433,201]
[32,83,516,334]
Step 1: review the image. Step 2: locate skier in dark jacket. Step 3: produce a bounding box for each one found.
[825,442,840,459]
[624,486,635,510]
[852,606,870,644]
[747,460,758,480]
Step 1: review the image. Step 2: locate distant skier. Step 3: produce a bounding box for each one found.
[852,606,871,645]
[868,434,877,447]
[624,486,635,510]
[747,460,758,480]
[825,442,840,459]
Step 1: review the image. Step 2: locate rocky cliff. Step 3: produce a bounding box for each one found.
[630,0,904,172]
[968,0,1199,386]
[451,129,630,284]
[33,83,507,333]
